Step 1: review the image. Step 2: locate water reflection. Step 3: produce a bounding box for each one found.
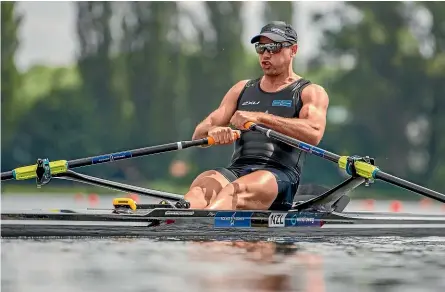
[187,240,325,292]
[3,236,445,292]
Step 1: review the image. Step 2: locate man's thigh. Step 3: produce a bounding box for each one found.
[263,167,299,211]
[207,170,280,210]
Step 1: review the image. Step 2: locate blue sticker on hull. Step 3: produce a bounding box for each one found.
[285,212,323,227]
[214,211,253,228]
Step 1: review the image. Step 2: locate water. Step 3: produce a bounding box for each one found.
[2,194,445,292]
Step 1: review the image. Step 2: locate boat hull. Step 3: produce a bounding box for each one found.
[2,222,445,239]
[2,209,445,238]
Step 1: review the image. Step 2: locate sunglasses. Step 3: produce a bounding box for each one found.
[255,42,293,54]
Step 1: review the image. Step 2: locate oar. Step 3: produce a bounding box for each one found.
[243,122,445,203]
[1,132,240,182]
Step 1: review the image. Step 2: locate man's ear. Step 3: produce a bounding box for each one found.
[291,44,298,57]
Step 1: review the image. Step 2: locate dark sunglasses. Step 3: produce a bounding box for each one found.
[255,42,293,54]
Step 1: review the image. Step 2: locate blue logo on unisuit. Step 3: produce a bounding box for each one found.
[214,211,253,228]
[272,100,292,107]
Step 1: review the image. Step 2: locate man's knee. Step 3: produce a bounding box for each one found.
[185,170,231,203]
[219,181,247,195]
[208,182,248,208]
[184,186,207,204]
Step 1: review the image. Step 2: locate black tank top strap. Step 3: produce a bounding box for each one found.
[293,79,312,117]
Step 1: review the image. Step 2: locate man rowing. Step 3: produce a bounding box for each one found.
[181,21,329,211]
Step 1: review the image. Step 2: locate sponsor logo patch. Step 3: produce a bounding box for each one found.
[214,211,253,228]
[272,100,292,107]
[242,101,260,106]
[285,212,322,227]
[268,213,286,227]
[164,211,195,216]
[270,28,285,36]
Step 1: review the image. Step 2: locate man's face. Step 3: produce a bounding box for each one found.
[257,36,297,76]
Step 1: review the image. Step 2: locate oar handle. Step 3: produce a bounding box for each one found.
[244,122,256,129]
[206,130,241,145]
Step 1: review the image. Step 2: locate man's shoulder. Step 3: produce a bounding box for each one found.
[235,79,250,88]
[301,82,328,100]
[230,79,254,95]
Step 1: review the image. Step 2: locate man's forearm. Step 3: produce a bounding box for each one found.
[257,113,323,145]
[193,112,229,139]
[193,118,213,139]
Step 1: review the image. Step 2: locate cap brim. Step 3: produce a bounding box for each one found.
[250,33,287,44]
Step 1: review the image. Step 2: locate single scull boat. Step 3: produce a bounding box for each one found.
[1,122,444,238]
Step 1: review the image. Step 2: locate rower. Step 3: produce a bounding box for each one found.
[181,21,330,211]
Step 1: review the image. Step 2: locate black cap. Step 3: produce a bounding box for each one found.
[250,21,298,44]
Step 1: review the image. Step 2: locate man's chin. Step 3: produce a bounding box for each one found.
[262,69,279,76]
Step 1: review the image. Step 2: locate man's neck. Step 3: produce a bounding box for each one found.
[262,67,297,87]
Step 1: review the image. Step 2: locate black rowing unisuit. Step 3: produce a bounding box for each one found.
[230,77,312,178]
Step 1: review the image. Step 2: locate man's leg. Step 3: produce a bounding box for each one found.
[183,170,231,209]
[206,170,280,210]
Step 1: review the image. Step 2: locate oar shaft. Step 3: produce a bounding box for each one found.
[68,138,210,169]
[1,137,213,182]
[244,122,445,202]
[2,171,13,181]
[376,172,445,203]
[244,122,341,163]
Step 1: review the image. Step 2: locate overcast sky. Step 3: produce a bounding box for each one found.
[15,1,338,72]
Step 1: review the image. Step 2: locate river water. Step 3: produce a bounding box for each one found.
[2,194,445,292]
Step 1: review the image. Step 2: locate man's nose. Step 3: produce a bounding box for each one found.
[262,50,271,59]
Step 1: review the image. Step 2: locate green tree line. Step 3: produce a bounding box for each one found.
[1,2,444,196]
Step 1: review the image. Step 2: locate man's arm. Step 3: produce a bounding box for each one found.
[256,84,329,145]
[192,80,249,140]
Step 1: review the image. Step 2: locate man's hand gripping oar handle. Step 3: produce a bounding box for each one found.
[205,130,241,146]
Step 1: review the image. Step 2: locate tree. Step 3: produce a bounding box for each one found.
[1,2,22,148]
[312,2,445,191]
[76,2,123,152]
[184,2,251,171]
[264,1,293,24]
